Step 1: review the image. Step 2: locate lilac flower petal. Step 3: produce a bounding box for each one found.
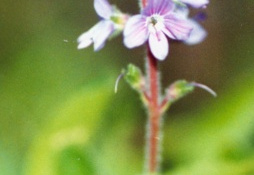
[124,15,149,48]
[93,20,114,51]
[149,31,168,60]
[94,0,113,19]
[184,19,207,45]
[180,0,209,8]
[163,15,192,40]
[143,0,174,16]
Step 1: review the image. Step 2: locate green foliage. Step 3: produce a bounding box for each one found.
[23,83,143,175]
[24,81,112,175]
[57,146,95,175]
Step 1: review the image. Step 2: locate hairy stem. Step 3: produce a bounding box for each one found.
[145,45,162,173]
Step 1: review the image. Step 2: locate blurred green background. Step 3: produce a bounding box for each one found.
[0,0,254,175]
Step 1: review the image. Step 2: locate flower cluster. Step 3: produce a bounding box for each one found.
[77,0,128,51]
[78,0,209,60]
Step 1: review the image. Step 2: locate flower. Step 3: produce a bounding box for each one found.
[175,7,207,45]
[123,0,193,60]
[177,0,209,8]
[77,0,128,51]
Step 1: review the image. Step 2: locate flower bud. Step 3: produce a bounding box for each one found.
[167,80,194,103]
[124,64,144,91]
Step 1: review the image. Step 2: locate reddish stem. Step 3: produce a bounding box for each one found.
[141,0,147,8]
[146,45,161,173]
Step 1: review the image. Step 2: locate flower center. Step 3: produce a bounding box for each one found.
[147,14,164,33]
[147,15,163,26]
[150,16,158,25]
[110,14,128,30]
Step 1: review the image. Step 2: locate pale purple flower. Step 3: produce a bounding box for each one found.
[178,0,209,8]
[123,0,193,60]
[77,0,127,51]
[176,7,207,45]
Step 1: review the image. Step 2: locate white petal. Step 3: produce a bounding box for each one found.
[77,20,114,51]
[184,19,207,45]
[94,0,113,19]
[123,15,149,48]
[180,0,209,8]
[77,38,93,49]
[148,32,168,61]
[77,26,95,49]
[93,20,114,51]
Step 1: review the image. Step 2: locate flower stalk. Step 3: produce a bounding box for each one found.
[145,45,161,173]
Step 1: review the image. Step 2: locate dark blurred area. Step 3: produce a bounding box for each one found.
[0,0,254,175]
